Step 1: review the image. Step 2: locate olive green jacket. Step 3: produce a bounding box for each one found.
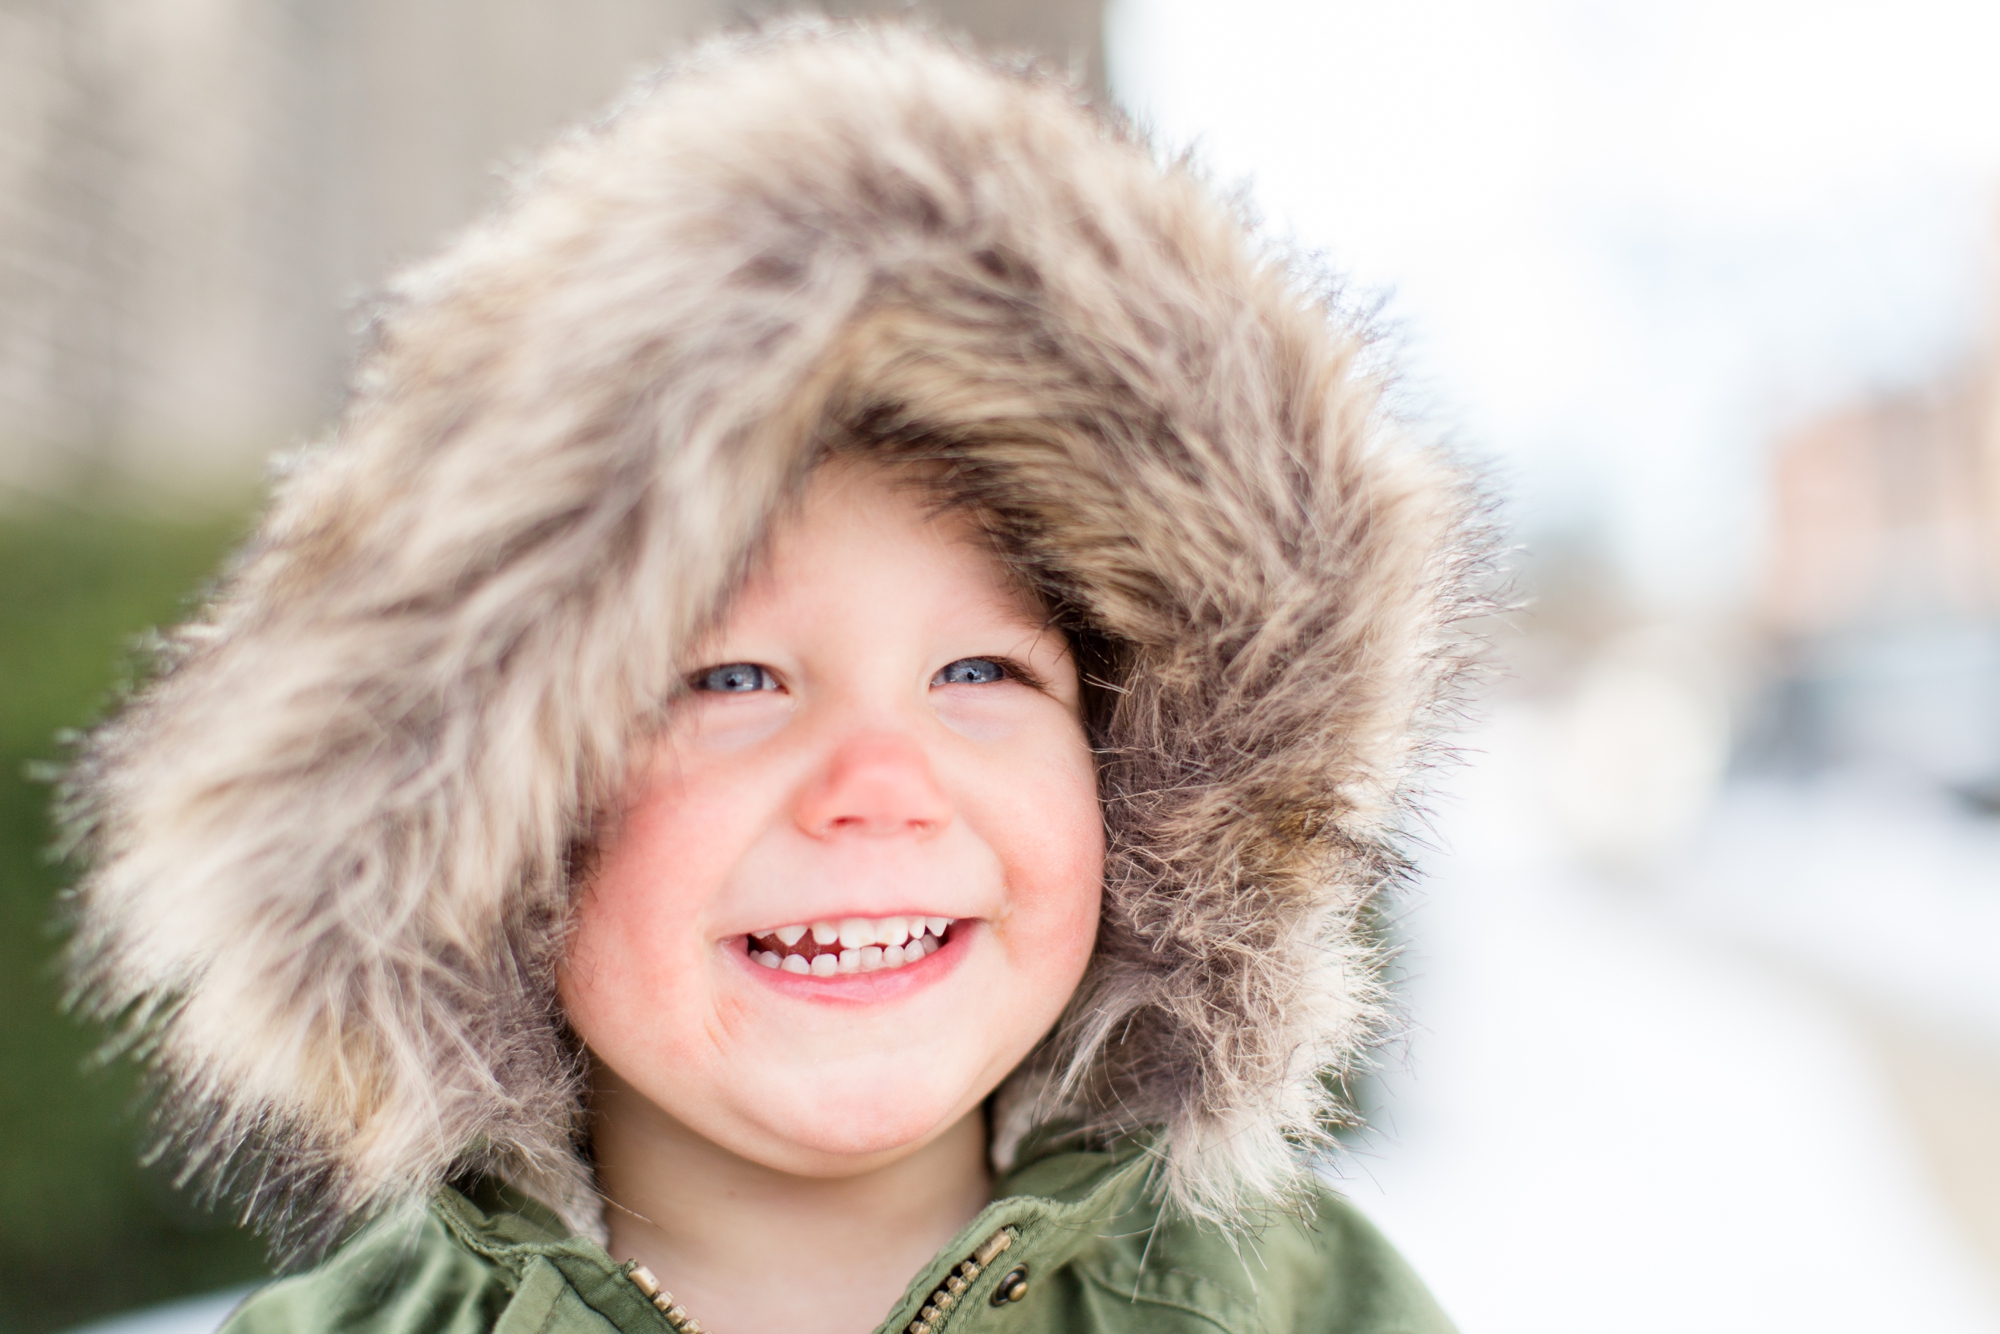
[222,1139,1452,1334]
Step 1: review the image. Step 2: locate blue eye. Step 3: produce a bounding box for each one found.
[933,658,1007,686]
[694,663,776,693]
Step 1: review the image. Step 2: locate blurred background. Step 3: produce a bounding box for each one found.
[3,1,1998,1331]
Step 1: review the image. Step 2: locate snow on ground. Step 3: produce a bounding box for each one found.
[1675,773,2000,1052]
[1334,705,2000,1332]
[61,1289,252,1334]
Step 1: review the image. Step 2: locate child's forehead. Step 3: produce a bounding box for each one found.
[729,456,1055,628]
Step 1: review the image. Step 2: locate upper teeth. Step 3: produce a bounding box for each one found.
[777,916,942,949]
[747,915,954,975]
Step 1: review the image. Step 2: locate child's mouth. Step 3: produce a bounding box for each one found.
[744,916,954,977]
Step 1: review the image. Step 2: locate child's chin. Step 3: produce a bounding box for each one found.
[739,1074,970,1164]
[780,1124,944,1167]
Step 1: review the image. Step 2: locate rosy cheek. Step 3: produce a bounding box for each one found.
[562,774,732,1037]
[1046,745,1106,888]
[1053,868,1104,975]
[995,763,1104,966]
[1057,801,1107,968]
[564,888,662,1033]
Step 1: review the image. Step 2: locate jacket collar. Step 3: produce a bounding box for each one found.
[431,1134,1161,1333]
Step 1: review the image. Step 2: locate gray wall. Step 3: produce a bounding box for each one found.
[0,0,1104,504]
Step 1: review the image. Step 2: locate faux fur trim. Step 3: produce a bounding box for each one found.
[60,20,1489,1259]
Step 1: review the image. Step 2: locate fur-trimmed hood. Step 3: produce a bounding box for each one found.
[62,21,1485,1260]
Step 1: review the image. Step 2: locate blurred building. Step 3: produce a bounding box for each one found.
[1755,249,2000,791]
[0,0,1103,504]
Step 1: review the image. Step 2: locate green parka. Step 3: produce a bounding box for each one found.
[225,1138,1453,1334]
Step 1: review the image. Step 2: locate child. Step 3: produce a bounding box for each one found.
[63,21,1480,1334]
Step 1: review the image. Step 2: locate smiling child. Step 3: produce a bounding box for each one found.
[570,461,1105,1331]
[62,21,1482,1334]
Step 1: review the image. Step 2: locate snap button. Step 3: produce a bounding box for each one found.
[990,1265,1029,1306]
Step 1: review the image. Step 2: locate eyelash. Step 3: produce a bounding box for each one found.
[688,657,1042,694]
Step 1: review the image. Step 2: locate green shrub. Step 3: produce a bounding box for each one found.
[0,508,269,1333]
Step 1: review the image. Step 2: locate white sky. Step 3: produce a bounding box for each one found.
[1107,0,2000,606]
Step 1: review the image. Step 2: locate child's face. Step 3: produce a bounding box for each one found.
[561,461,1104,1177]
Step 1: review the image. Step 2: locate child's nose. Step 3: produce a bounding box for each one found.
[793,732,952,840]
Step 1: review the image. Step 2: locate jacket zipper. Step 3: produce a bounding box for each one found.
[621,1225,1016,1334]
[624,1265,703,1334]
[905,1227,1016,1334]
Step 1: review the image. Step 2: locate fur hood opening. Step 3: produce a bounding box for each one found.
[60,19,1490,1263]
